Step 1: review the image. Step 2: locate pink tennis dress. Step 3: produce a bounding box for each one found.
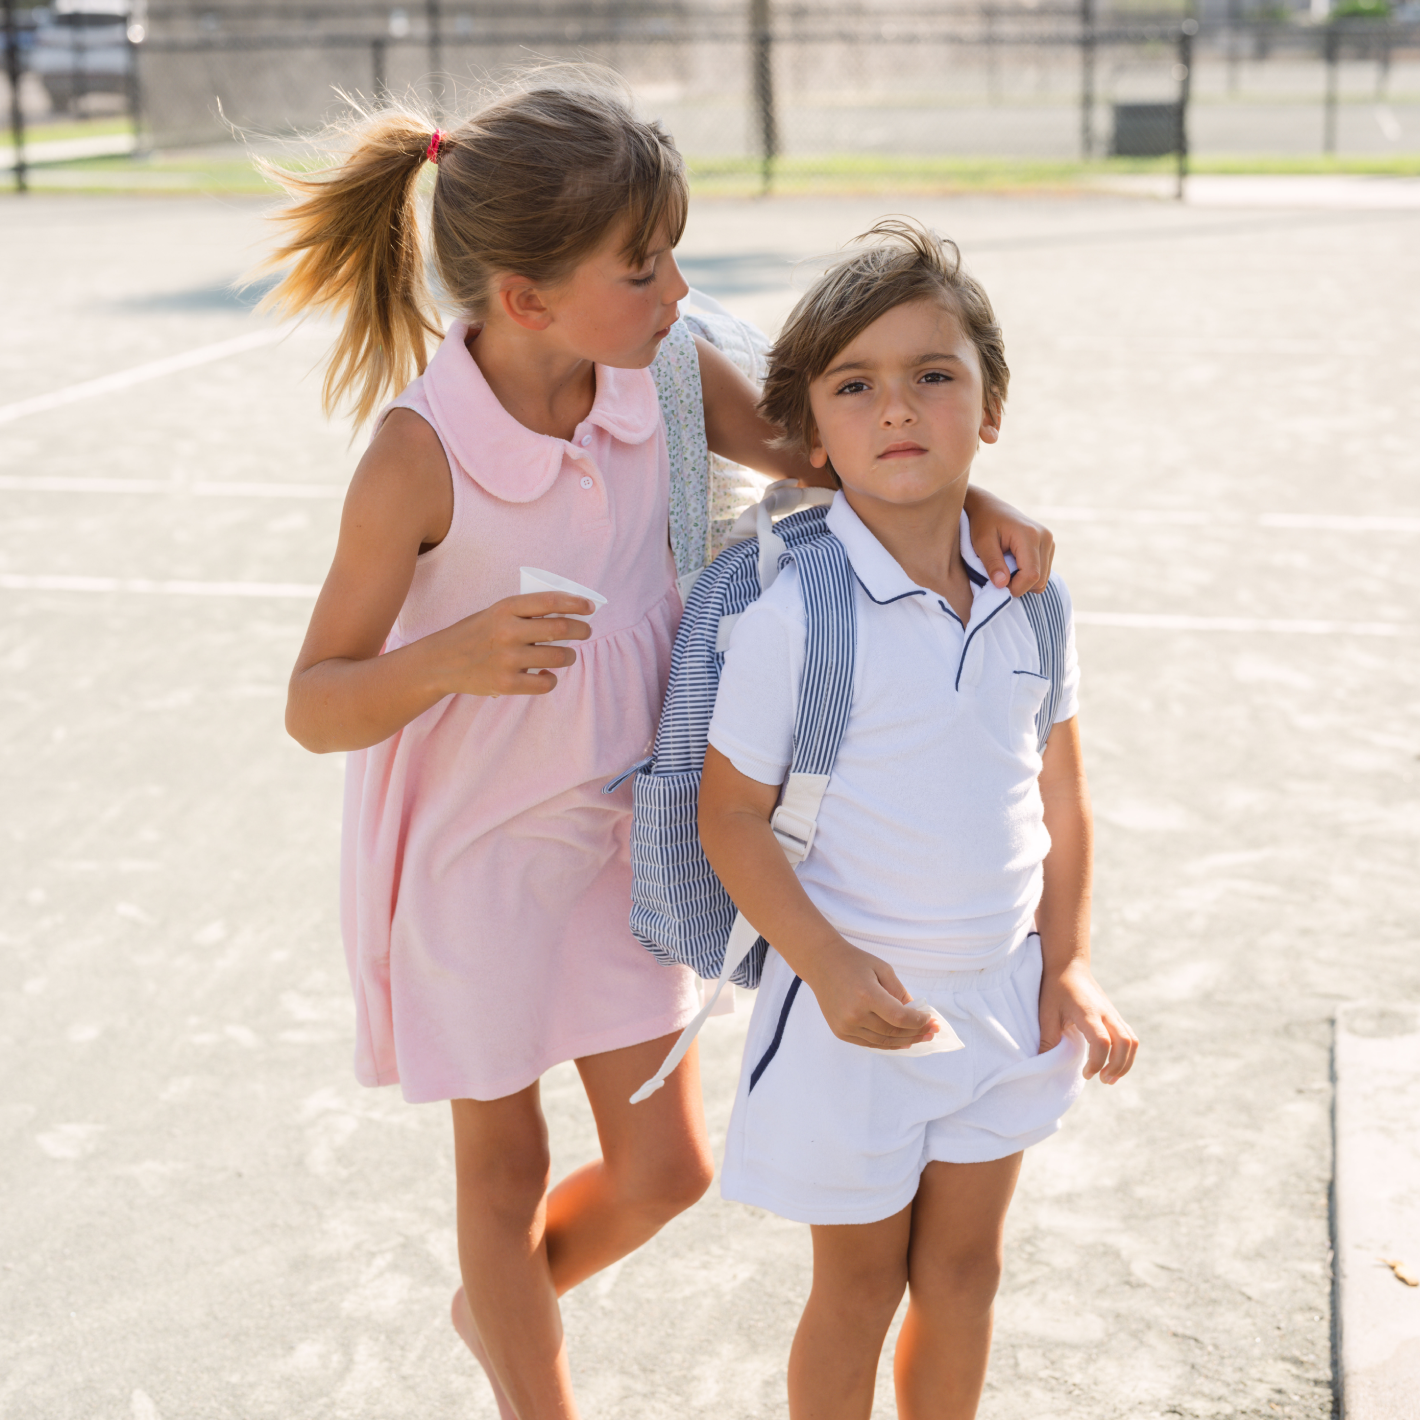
[341,322,699,1103]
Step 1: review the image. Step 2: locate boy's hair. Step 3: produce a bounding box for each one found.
[759,219,1009,465]
[256,71,688,425]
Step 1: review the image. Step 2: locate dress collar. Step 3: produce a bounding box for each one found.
[422,321,661,504]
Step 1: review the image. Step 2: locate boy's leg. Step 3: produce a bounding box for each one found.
[894,1153,1023,1420]
[788,1208,913,1420]
[549,1031,715,1290]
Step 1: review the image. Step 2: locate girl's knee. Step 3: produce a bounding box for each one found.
[617,1135,715,1220]
[453,1099,552,1213]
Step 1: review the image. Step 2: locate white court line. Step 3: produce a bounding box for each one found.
[0,476,345,498]
[1040,506,1420,533]
[0,326,295,427]
[2,480,1418,535]
[0,575,1409,634]
[0,574,319,598]
[1075,611,1407,637]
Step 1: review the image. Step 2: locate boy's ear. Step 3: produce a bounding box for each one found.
[979,399,1003,445]
[808,428,829,469]
[497,276,553,332]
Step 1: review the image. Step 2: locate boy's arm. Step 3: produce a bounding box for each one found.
[695,337,1054,595]
[698,746,936,1050]
[1036,717,1138,1084]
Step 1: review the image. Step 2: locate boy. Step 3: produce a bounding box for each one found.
[698,220,1138,1420]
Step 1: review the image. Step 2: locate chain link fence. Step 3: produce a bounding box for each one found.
[5,0,1420,191]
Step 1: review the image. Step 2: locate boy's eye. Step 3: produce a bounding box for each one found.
[920,370,952,384]
[835,379,869,395]
[630,272,656,287]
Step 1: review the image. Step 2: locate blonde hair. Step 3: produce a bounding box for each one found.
[257,78,689,426]
[759,218,1009,462]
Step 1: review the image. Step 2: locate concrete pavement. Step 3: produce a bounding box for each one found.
[1,187,1418,1419]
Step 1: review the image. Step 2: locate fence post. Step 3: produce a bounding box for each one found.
[1079,0,1095,159]
[2,0,24,193]
[372,37,387,106]
[426,0,442,114]
[749,0,776,193]
[1322,23,1338,155]
[125,9,145,156]
[1176,18,1195,200]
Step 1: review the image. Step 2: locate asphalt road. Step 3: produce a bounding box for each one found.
[1,187,1418,1420]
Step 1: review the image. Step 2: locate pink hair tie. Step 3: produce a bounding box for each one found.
[425,130,443,165]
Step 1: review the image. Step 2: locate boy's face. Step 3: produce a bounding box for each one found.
[806,297,999,511]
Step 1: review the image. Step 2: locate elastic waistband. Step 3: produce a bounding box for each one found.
[866,931,1040,988]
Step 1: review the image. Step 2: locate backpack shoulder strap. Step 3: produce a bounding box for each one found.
[1018,577,1068,754]
[649,318,710,583]
[769,534,858,865]
[628,531,857,1107]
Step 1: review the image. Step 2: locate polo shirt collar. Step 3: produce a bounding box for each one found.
[826,492,1013,620]
[422,321,661,504]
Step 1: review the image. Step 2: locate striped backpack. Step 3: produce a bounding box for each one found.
[621,301,1068,1102]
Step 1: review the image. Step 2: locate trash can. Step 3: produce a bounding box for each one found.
[1110,102,1180,157]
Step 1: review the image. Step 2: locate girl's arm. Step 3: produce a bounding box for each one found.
[286,410,596,754]
[1036,717,1138,1083]
[698,745,935,1049]
[695,336,1055,592]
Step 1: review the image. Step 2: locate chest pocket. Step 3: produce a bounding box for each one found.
[1010,670,1051,755]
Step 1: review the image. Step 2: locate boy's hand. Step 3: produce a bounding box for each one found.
[1039,960,1138,1084]
[963,486,1055,595]
[806,941,938,1051]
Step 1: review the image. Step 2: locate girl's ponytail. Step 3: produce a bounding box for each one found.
[258,103,443,427]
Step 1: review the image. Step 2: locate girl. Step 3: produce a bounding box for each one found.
[264,80,1057,1420]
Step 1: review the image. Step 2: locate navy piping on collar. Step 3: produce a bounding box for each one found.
[955,594,1014,691]
[850,567,927,606]
[963,561,987,588]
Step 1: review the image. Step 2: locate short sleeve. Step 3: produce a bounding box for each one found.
[706,570,804,787]
[1051,575,1080,723]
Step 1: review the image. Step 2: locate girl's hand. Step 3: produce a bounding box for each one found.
[428,592,594,698]
[1038,960,1138,1084]
[963,486,1056,595]
[805,940,938,1051]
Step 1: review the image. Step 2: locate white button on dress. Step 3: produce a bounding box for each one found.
[580,476,594,489]
[580,434,592,447]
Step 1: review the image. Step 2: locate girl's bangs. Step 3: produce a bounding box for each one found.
[620,156,689,267]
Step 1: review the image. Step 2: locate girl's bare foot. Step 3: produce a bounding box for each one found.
[451,1285,519,1420]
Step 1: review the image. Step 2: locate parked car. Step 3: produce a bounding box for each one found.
[28,0,131,113]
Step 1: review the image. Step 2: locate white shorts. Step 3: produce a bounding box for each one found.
[720,936,1087,1226]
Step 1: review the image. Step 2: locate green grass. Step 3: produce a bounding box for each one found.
[6,145,1419,197]
[687,150,1420,195]
[14,116,134,145]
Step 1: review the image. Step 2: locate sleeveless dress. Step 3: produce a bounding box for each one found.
[341,322,699,1103]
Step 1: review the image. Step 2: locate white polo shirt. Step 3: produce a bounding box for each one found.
[707,493,1079,971]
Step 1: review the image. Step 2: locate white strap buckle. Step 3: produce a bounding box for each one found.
[770,807,816,864]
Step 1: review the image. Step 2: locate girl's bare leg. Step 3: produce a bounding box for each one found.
[787,1209,913,1420]
[893,1153,1022,1420]
[452,1084,575,1420]
[451,1032,714,1420]
[549,1030,715,1289]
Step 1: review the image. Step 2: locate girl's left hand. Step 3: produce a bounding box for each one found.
[964,486,1055,595]
[1039,960,1138,1084]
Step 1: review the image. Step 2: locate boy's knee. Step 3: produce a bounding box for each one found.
[816,1252,909,1328]
[910,1245,1003,1315]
